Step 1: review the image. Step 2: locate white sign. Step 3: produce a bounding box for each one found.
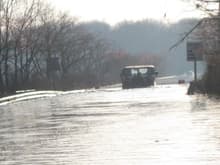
[187,42,203,61]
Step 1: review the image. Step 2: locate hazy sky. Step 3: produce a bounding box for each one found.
[48,0,204,25]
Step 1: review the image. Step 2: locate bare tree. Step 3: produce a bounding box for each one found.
[0,0,163,93]
[180,0,220,93]
[10,0,42,89]
[0,0,17,91]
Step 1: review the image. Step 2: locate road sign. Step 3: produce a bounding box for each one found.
[187,42,203,61]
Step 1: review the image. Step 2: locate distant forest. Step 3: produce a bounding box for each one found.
[0,0,206,96]
[81,19,206,75]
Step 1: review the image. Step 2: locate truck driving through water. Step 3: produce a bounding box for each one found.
[120,65,158,89]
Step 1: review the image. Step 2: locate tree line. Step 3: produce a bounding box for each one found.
[0,0,162,96]
[82,18,205,75]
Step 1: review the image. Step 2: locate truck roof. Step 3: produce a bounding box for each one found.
[123,65,155,69]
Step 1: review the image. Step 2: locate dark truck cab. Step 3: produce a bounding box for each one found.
[120,65,158,89]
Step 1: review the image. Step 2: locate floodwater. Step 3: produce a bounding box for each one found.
[1,84,220,165]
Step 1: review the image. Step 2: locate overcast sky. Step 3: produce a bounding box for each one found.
[48,0,205,25]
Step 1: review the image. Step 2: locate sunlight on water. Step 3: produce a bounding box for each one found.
[1,84,220,164]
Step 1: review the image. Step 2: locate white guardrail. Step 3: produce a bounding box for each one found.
[0,91,63,105]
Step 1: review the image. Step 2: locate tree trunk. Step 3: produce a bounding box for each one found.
[4,52,9,90]
[0,65,5,95]
[13,46,18,90]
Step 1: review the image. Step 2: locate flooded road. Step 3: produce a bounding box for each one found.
[1,84,220,165]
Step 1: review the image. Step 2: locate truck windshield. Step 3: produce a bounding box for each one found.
[131,68,148,75]
[122,67,154,76]
[139,68,148,74]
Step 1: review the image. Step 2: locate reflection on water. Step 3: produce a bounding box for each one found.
[1,84,220,164]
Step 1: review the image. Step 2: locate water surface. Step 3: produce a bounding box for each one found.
[1,84,220,165]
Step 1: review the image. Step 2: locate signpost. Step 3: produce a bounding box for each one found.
[186,42,203,82]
